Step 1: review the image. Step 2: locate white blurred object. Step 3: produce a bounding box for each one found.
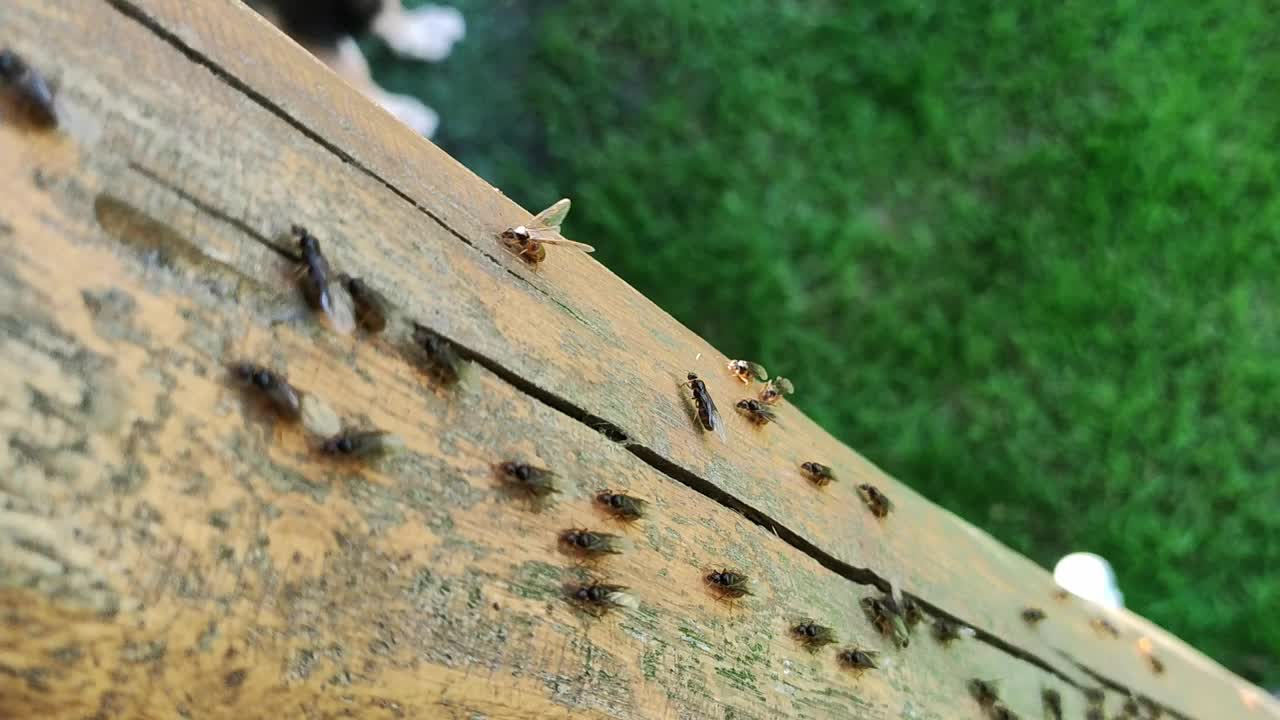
[374,4,466,62]
[332,36,441,137]
[372,89,440,137]
[1053,552,1124,608]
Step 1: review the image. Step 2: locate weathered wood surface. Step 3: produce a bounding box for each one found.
[0,0,1275,718]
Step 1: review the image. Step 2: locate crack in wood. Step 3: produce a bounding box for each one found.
[404,320,1204,715]
[125,161,286,259]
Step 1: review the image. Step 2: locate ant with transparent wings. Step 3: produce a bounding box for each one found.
[500,198,595,266]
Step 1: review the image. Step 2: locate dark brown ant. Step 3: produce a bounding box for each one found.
[704,569,751,599]
[836,647,879,677]
[1091,617,1121,638]
[800,461,836,486]
[1022,607,1047,625]
[727,359,768,384]
[789,620,837,652]
[857,483,893,518]
[291,225,355,334]
[861,596,909,648]
[1042,688,1063,720]
[969,678,1001,708]
[318,430,403,460]
[902,595,925,629]
[989,703,1020,720]
[227,363,301,421]
[567,581,636,616]
[558,528,625,558]
[411,322,464,386]
[594,490,648,521]
[735,398,777,426]
[0,49,56,128]
[683,373,726,441]
[931,618,974,646]
[1083,687,1105,717]
[759,376,794,405]
[1121,695,1141,717]
[338,274,390,333]
[496,461,559,501]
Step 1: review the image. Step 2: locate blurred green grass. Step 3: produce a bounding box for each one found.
[373,0,1280,684]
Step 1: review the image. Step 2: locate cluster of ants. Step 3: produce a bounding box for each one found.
[254,210,1028,703]
[4,49,1172,719]
[225,204,1171,718]
[231,213,927,686]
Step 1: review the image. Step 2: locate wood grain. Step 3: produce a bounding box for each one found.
[0,0,1273,717]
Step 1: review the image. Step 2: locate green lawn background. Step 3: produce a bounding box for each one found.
[370,0,1280,685]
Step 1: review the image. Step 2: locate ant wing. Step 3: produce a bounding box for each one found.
[522,465,557,483]
[529,197,571,231]
[322,280,356,335]
[705,395,728,443]
[535,235,596,253]
[605,589,639,609]
[743,361,769,382]
[299,393,341,436]
[889,583,905,612]
[522,228,596,253]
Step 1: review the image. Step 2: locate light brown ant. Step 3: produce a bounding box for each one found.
[759,376,794,404]
[727,359,768,384]
[500,198,595,265]
[857,483,893,518]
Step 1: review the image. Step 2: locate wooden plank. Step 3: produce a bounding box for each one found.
[0,152,1087,718]
[0,0,1273,717]
[86,3,1280,717]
